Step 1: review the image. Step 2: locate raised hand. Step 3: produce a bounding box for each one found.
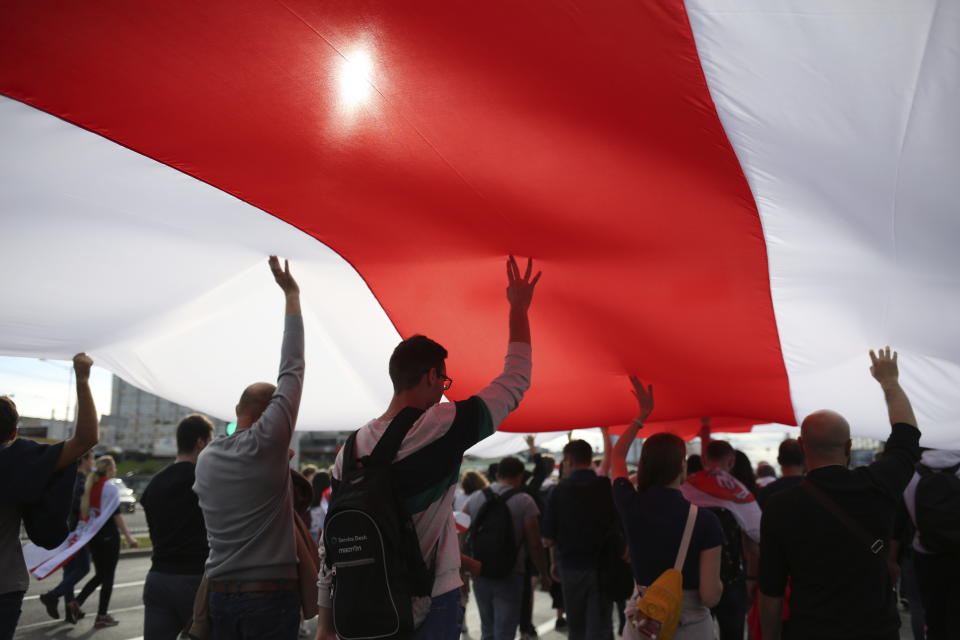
[506,255,541,312]
[269,255,299,296]
[869,346,898,387]
[629,375,654,422]
[73,352,93,382]
[525,434,537,453]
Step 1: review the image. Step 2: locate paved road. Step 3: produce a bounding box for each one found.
[15,555,916,639]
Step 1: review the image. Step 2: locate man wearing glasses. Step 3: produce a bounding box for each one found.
[317,256,541,640]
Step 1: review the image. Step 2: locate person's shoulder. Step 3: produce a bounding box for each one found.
[463,488,486,514]
[694,506,724,545]
[763,481,805,514]
[696,503,723,529]
[512,487,537,507]
[8,436,51,455]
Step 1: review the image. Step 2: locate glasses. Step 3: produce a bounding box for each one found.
[426,369,453,391]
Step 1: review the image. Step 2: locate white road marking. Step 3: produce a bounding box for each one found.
[24,580,145,601]
[536,618,557,636]
[15,604,144,632]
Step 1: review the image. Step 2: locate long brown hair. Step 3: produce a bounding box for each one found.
[637,433,686,492]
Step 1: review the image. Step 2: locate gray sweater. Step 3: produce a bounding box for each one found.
[194,313,304,581]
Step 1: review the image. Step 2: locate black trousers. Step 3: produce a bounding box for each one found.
[77,531,120,616]
[711,578,747,640]
[914,551,960,640]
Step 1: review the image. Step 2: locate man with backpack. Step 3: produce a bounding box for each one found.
[316,256,540,640]
[462,456,550,640]
[541,439,620,640]
[759,347,922,640]
[681,430,761,640]
[901,448,960,639]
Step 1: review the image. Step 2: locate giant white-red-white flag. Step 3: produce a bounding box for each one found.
[1,1,957,447]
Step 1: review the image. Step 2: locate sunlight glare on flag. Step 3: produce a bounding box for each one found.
[336,46,375,109]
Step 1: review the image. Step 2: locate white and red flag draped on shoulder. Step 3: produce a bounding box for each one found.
[0,1,957,448]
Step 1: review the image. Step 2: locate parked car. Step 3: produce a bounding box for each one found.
[111,478,138,513]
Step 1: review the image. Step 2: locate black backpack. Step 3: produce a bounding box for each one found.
[598,523,634,601]
[914,463,960,554]
[707,506,745,584]
[323,408,433,640]
[464,487,522,578]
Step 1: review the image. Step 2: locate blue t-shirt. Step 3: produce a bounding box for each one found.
[612,478,723,589]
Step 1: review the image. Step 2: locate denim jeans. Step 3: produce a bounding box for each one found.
[48,548,91,602]
[0,591,24,640]
[208,589,300,640]
[143,571,203,640]
[560,565,613,640]
[473,574,524,640]
[410,588,461,640]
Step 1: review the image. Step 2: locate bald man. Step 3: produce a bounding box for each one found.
[759,347,921,640]
[193,257,304,640]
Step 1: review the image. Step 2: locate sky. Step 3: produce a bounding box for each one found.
[0,355,114,421]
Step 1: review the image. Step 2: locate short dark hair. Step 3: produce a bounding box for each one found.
[705,439,735,462]
[638,432,686,491]
[497,456,525,479]
[562,439,593,466]
[777,438,804,467]
[176,413,214,454]
[388,335,448,393]
[538,455,556,476]
[686,454,704,474]
[0,396,18,442]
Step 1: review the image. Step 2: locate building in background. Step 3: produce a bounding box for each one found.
[99,375,227,455]
[15,416,74,443]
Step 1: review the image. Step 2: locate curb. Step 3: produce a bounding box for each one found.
[120,548,153,559]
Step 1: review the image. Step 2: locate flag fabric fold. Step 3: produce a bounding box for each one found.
[0,1,957,446]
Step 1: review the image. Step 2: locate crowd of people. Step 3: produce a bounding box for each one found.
[1,255,958,640]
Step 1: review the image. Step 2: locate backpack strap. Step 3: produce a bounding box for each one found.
[362,407,425,468]
[500,488,524,504]
[802,480,884,555]
[341,431,359,472]
[673,504,698,571]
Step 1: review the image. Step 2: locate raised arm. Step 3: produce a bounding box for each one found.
[475,256,540,430]
[270,255,301,317]
[870,347,917,428]
[254,257,304,443]
[611,376,653,480]
[699,417,711,459]
[598,427,612,479]
[56,353,99,470]
[506,255,540,346]
[864,346,921,495]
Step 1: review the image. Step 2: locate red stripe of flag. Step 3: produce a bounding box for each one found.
[0,1,794,437]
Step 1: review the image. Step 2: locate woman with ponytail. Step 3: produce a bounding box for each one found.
[75,456,139,628]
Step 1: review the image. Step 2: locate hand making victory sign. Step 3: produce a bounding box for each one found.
[505,255,541,345]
